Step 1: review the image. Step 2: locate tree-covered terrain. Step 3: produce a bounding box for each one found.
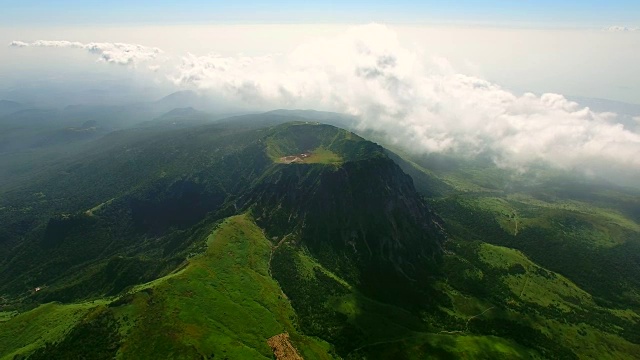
[0,109,639,359]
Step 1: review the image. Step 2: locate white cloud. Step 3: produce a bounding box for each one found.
[604,26,639,32]
[8,40,29,47]
[170,24,640,179]
[9,40,164,66]
[8,25,640,182]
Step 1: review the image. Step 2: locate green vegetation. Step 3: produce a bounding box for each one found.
[1,215,333,359]
[436,238,640,359]
[394,153,640,359]
[116,214,331,359]
[264,122,382,164]
[271,240,540,359]
[0,302,103,359]
[303,147,342,164]
[349,333,539,360]
[1,112,639,359]
[373,130,640,359]
[478,243,594,311]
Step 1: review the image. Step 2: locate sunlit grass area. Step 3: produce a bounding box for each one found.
[118,214,332,359]
[0,301,106,359]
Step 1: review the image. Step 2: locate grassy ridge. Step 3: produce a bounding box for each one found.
[117,214,332,359]
[0,215,334,359]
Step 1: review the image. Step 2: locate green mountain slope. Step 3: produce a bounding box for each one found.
[1,113,639,359]
[0,214,539,360]
[247,123,445,305]
[392,151,640,359]
[1,214,333,359]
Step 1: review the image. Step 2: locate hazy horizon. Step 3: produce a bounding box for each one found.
[2,2,640,187]
[2,23,640,104]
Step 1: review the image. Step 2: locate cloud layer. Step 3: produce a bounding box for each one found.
[10,25,640,182]
[168,25,640,178]
[604,26,639,32]
[9,40,164,66]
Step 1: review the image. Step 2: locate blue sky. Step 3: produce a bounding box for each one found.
[1,0,639,27]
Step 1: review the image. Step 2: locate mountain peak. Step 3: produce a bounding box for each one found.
[264,122,383,163]
[245,123,445,301]
[159,107,200,117]
[155,90,198,104]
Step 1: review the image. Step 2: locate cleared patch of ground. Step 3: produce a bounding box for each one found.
[268,333,304,360]
[276,147,342,165]
[279,153,312,164]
